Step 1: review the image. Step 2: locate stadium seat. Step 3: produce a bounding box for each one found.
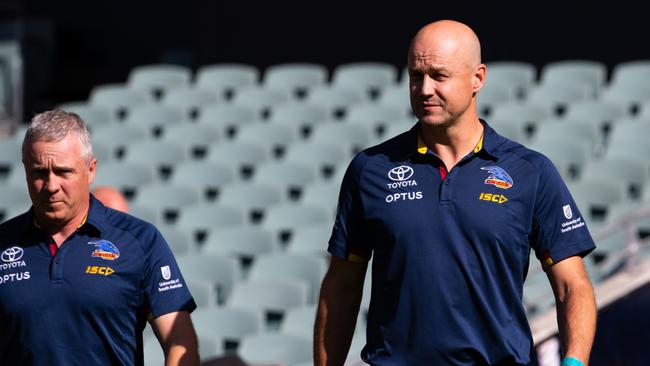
[248,253,327,302]
[261,204,333,245]
[580,159,648,199]
[525,82,591,115]
[196,104,259,138]
[377,85,413,119]
[231,87,292,119]
[161,87,220,121]
[175,204,246,244]
[89,83,154,120]
[263,63,328,97]
[127,64,191,99]
[539,60,607,97]
[132,184,201,222]
[238,333,311,366]
[344,103,408,137]
[600,83,650,115]
[186,279,219,308]
[306,86,367,119]
[280,305,317,338]
[309,121,372,154]
[227,280,309,321]
[191,306,263,350]
[484,61,537,98]
[128,204,162,226]
[92,162,157,198]
[195,63,259,99]
[234,123,297,157]
[57,102,113,129]
[286,223,332,257]
[610,60,650,89]
[299,181,340,215]
[252,161,318,200]
[567,180,627,222]
[477,81,516,117]
[160,124,220,159]
[564,100,627,129]
[283,141,350,180]
[91,124,151,159]
[177,253,241,304]
[487,119,526,143]
[0,139,22,177]
[122,140,189,179]
[267,103,330,137]
[123,104,185,136]
[202,225,276,266]
[0,186,31,222]
[490,102,553,137]
[527,137,591,179]
[332,62,398,98]
[169,161,236,202]
[206,141,271,179]
[216,183,285,223]
[158,225,195,255]
[532,118,603,152]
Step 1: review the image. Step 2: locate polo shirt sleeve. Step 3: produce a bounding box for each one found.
[328,153,372,263]
[142,228,197,318]
[530,157,596,270]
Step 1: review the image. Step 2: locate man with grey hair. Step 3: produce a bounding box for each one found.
[0,109,200,365]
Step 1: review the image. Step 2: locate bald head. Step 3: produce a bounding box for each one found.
[409,20,481,71]
[92,186,129,213]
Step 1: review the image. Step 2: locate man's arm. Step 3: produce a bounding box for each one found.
[150,311,200,366]
[314,255,368,366]
[546,255,596,365]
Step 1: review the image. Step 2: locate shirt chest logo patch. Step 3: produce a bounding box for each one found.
[481,166,513,189]
[88,240,120,261]
[385,165,423,203]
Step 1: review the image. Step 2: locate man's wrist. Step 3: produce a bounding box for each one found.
[561,357,584,366]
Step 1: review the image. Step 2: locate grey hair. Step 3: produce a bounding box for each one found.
[22,109,94,163]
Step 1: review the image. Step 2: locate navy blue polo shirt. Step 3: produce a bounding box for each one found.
[329,120,595,365]
[0,195,196,365]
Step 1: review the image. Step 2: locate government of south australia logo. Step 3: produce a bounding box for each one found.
[1,247,24,262]
[481,166,513,189]
[88,240,120,261]
[388,166,414,181]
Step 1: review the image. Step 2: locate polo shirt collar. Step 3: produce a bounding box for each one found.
[397,119,505,160]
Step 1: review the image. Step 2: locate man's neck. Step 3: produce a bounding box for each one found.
[36,206,89,247]
[420,116,484,171]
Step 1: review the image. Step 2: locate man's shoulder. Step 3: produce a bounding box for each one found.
[494,136,556,172]
[97,207,162,245]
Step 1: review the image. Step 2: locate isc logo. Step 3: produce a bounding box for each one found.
[85,266,115,276]
[479,192,508,204]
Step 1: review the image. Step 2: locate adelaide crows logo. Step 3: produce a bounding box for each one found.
[88,240,120,261]
[481,166,513,189]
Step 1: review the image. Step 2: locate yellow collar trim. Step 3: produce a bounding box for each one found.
[417,133,428,155]
[473,131,484,153]
[417,130,484,155]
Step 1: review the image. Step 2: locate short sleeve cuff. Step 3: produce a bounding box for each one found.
[541,240,596,270]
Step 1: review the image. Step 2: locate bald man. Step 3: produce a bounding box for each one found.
[315,20,596,365]
[92,185,129,213]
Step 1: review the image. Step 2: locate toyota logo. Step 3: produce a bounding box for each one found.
[388,166,414,181]
[1,247,24,262]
